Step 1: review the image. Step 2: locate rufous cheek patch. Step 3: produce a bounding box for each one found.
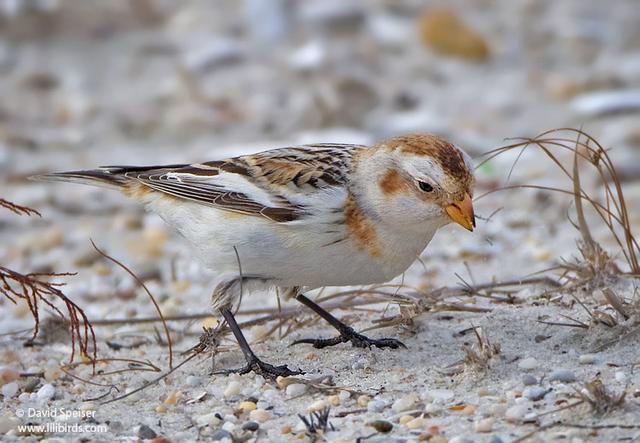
[379,169,408,196]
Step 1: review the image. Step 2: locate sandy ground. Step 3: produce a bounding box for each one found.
[1,1,640,442]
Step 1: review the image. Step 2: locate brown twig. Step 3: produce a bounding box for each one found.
[90,240,174,370]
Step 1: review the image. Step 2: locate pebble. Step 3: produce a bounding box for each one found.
[79,402,96,412]
[462,405,477,416]
[351,358,368,370]
[210,429,233,441]
[357,395,371,407]
[223,414,237,424]
[578,354,597,365]
[221,421,235,433]
[549,369,576,383]
[399,415,414,425]
[36,228,64,251]
[239,401,257,412]
[423,389,454,403]
[474,417,494,432]
[286,383,307,397]
[281,425,292,434]
[196,413,222,427]
[150,438,172,443]
[224,381,242,398]
[505,405,529,423]
[392,393,419,412]
[418,8,490,61]
[307,400,327,412]
[0,416,20,434]
[256,400,269,410]
[43,365,62,382]
[523,387,548,401]
[338,390,351,402]
[367,399,387,413]
[242,421,259,432]
[249,409,270,423]
[0,368,19,385]
[73,246,103,267]
[406,417,427,429]
[288,41,325,71]
[571,89,640,117]
[367,420,393,433]
[36,384,55,401]
[138,424,157,440]
[615,371,626,382]
[522,375,538,386]
[518,357,539,371]
[23,378,39,393]
[489,437,505,443]
[164,391,181,405]
[328,395,340,406]
[185,375,202,387]
[1,382,18,398]
[253,376,265,389]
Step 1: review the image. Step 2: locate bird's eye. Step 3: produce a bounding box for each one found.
[418,181,433,192]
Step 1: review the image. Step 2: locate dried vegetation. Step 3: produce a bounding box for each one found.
[481,128,640,330]
[1,198,96,366]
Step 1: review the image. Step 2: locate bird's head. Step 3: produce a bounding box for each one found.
[354,133,475,232]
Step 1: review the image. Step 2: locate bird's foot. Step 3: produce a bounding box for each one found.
[292,326,406,350]
[214,355,304,379]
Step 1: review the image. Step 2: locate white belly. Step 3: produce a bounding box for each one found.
[147,196,437,289]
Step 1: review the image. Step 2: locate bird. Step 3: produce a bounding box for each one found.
[35,133,475,378]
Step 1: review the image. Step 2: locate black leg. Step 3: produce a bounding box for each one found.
[291,292,406,350]
[215,308,304,379]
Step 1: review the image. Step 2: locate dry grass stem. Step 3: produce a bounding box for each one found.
[479,128,639,277]
[90,240,174,370]
[444,326,501,374]
[298,407,334,439]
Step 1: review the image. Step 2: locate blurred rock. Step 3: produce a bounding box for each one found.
[545,75,580,101]
[0,143,10,173]
[297,0,365,32]
[288,41,326,71]
[21,72,59,91]
[330,77,378,126]
[0,40,14,73]
[571,89,640,116]
[182,37,244,73]
[418,8,490,61]
[244,0,289,44]
[367,14,412,48]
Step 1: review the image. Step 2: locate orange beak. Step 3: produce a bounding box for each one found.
[445,193,475,231]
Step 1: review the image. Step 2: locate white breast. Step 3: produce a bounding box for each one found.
[144,193,438,290]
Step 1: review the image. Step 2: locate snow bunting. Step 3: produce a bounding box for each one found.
[37,133,475,377]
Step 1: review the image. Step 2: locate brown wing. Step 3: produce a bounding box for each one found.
[113,143,363,222]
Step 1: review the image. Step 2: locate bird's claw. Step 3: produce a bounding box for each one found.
[214,356,304,379]
[292,326,406,350]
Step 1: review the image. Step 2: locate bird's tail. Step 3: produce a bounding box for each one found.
[30,167,134,189]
